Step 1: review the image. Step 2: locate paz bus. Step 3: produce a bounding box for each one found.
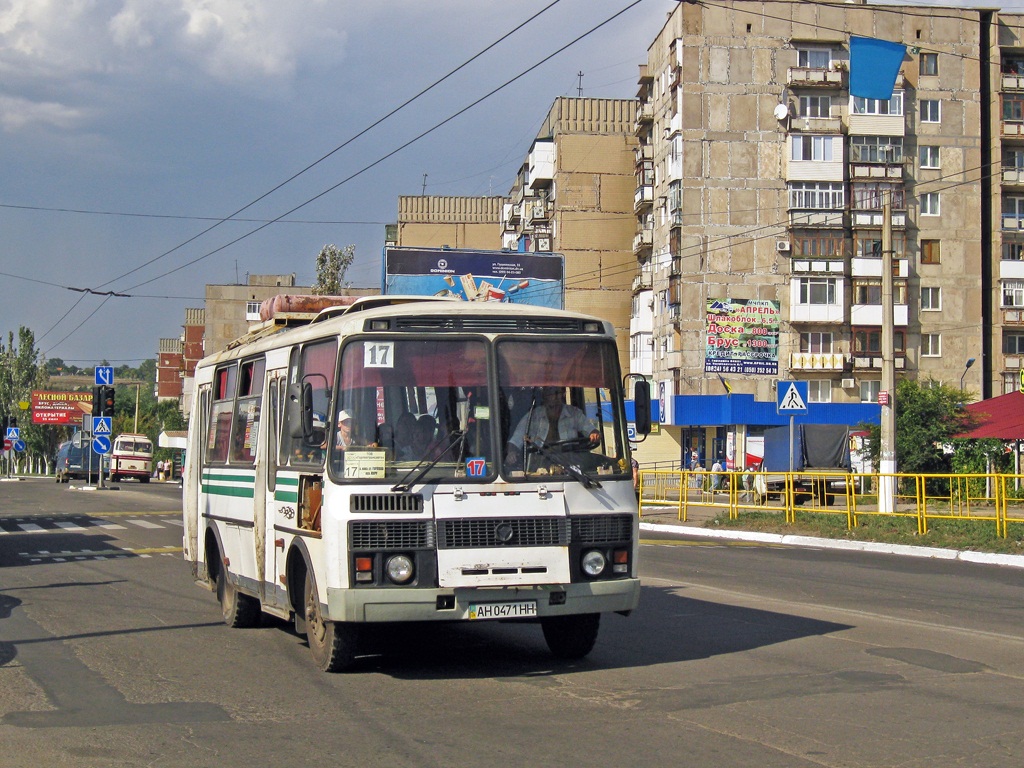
[109,433,153,483]
[182,296,650,671]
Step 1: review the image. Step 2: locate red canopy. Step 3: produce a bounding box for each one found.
[958,390,1024,439]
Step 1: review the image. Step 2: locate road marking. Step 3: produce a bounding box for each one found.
[124,518,163,529]
[54,521,87,532]
[16,523,45,533]
[21,545,182,562]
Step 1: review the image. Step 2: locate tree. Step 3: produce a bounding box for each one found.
[0,327,54,473]
[312,244,355,295]
[860,378,980,475]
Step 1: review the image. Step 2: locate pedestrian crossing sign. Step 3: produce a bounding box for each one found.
[777,381,808,413]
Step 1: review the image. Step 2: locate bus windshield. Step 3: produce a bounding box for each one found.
[329,336,628,484]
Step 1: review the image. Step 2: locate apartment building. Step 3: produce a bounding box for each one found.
[630,0,1023,464]
[393,196,507,251]
[504,97,639,370]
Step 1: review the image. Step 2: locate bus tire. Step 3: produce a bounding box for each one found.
[217,563,261,628]
[541,612,600,660]
[141,475,150,484]
[304,571,357,672]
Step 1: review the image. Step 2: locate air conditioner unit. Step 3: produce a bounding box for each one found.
[535,236,551,252]
[775,240,791,253]
[841,378,856,389]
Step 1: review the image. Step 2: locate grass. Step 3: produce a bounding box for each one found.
[706,509,1024,556]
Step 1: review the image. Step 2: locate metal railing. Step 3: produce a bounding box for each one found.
[637,469,1024,538]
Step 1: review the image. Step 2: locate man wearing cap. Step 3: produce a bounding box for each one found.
[505,387,599,467]
[334,410,354,450]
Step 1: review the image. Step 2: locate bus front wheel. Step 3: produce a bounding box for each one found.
[217,563,261,628]
[541,612,600,660]
[303,571,358,672]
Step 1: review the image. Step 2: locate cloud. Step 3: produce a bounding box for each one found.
[0,93,88,131]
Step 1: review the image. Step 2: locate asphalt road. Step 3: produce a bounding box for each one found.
[1,477,1022,767]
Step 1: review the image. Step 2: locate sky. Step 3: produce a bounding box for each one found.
[1,0,1021,367]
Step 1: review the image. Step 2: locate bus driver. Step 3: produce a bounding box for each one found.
[505,387,600,467]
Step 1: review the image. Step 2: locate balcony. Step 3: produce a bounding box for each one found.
[1002,214,1024,230]
[633,228,653,256]
[1002,121,1024,137]
[789,210,845,228]
[852,210,906,228]
[526,200,551,224]
[789,353,848,371]
[634,185,653,211]
[850,303,909,326]
[632,272,653,292]
[851,164,903,180]
[790,259,845,274]
[787,66,845,87]
[1003,167,1024,186]
[1000,259,1024,280]
[528,140,555,190]
[1003,74,1024,91]
[853,356,907,370]
[789,303,845,324]
[635,102,654,133]
[791,116,842,134]
[850,257,909,278]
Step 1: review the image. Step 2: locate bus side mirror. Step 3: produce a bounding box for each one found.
[633,380,651,436]
[286,382,314,440]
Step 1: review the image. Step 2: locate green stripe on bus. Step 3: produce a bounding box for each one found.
[202,484,256,499]
[276,476,299,487]
[202,471,256,484]
[274,491,299,503]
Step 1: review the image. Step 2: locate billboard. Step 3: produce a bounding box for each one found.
[383,247,564,309]
[703,298,781,376]
[31,391,94,425]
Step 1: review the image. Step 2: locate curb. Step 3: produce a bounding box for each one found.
[640,521,1024,570]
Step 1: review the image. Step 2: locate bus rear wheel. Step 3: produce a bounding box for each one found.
[303,571,358,672]
[541,612,600,660]
[217,564,261,628]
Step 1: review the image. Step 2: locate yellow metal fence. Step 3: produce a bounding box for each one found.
[637,469,1024,538]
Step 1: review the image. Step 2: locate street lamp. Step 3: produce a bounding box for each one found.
[960,357,976,392]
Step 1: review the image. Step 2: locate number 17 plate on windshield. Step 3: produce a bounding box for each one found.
[468,601,537,620]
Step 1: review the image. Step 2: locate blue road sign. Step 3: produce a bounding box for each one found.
[13,439,26,453]
[93,416,112,435]
[95,366,114,386]
[93,435,111,454]
[777,381,809,413]
[5,427,19,441]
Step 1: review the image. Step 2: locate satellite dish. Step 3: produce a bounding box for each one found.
[773,103,790,121]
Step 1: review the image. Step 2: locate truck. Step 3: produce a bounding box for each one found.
[760,424,852,505]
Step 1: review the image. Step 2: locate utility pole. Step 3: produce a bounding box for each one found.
[577,71,584,97]
[422,174,427,196]
[878,190,897,513]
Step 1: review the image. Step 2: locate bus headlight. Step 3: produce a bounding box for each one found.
[581,549,607,578]
[385,554,415,584]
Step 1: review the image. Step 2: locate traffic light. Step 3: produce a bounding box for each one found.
[92,386,102,416]
[100,386,115,418]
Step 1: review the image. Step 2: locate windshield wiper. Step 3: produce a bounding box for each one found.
[525,438,602,489]
[391,429,467,493]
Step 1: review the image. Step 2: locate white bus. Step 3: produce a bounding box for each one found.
[182,297,650,671]
[110,433,153,483]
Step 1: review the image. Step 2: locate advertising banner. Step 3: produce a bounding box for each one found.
[383,247,564,309]
[31,390,93,425]
[703,298,781,376]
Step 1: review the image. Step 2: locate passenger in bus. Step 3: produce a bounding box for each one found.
[334,410,355,450]
[394,411,420,460]
[504,386,599,467]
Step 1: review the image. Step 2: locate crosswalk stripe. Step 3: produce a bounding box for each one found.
[54,521,87,532]
[17,523,45,533]
[124,518,162,529]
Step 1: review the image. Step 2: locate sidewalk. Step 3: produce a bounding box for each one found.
[638,505,1024,570]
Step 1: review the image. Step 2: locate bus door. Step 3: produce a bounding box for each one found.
[183,384,211,567]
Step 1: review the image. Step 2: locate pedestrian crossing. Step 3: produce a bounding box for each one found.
[0,515,182,536]
[0,514,183,563]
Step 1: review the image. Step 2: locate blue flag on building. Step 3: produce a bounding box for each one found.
[849,36,907,100]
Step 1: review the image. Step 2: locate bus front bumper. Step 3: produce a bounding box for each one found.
[326,578,641,624]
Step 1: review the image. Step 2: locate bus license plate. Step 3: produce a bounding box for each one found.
[468,601,537,620]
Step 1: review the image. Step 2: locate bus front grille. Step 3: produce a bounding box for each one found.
[350,493,424,513]
[349,520,434,550]
[571,514,633,544]
[437,518,570,549]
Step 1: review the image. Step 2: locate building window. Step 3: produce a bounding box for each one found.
[921,286,941,311]
[852,93,903,116]
[800,332,834,353]
[1004,148,1024,170]
[854,328,906,354]
[1002,195,1024,221]
[920,99,941,123]
[793,231,845,258]
[850,136,903,164]
[854,231,905,258]
[798,48,831,69]
[1003,373,1021,395]
[921,239,940,264]
[798,277,838,305]
[920,192,940,215]
[1003,331,1024,354]
[808,380,832,403]
[860,380,881,403]
[791,135,835,162]
[920,52,938,76]
[852,182,906,210]
[1003,240,1024,261]
[921,334,941,357]
[854,280,907,305]
[919,145,940,169]
[788,182,845,210]
[799,95,831,117]
[1002,280,1024,308]
[1003,94,1024,122]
